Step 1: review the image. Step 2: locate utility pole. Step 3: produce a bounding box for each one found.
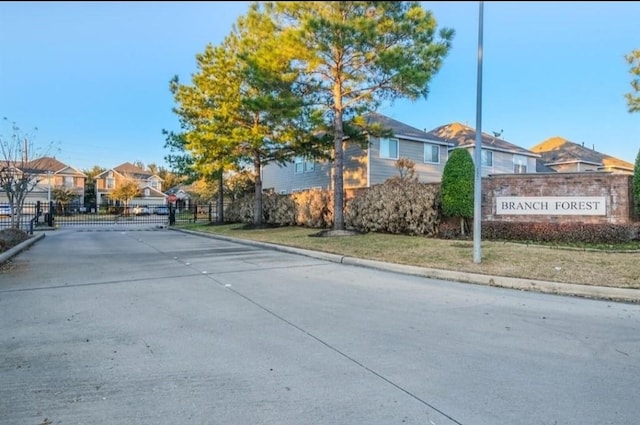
[473,1,484,264]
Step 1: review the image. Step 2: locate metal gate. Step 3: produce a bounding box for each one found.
[1,202,220,231]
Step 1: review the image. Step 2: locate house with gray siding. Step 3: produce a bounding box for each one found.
[425,122,541,176]
[261,113,452,194]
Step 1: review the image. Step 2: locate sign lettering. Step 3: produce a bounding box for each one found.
[496,196,606,216]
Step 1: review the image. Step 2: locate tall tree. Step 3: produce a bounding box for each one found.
[170,3,325,226]
[625,49,640,113]
[268,1,454,230]
[441,148,475,236]
[0,118,56,228]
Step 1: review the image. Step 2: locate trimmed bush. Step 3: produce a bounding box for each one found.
[345,180,440,236]
[440,148,474,235]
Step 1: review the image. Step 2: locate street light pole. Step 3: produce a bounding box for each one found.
[47,170,52,203]
[473,1,484,264]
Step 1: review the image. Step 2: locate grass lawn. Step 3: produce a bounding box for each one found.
[175,222,640,289]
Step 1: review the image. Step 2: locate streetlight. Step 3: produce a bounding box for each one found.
[473,1,484,264]
[47,170,52,203]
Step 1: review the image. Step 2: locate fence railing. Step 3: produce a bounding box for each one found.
[0,202,225,232]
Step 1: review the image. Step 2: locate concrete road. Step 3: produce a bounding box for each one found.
[1,227,639,425]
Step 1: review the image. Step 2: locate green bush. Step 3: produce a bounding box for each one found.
[440,148,474,235]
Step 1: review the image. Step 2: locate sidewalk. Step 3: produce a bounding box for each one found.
[173,228,640,304]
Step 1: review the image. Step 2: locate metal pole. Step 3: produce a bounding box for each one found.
[47,170,51,203]
[473,1,484,264]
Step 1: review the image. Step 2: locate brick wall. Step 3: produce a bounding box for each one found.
[482,173,634,224]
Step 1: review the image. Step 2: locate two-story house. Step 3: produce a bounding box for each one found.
[262,112,452,194]
[22,156,87,207]
[530,137,634,174]
[262,113,543,194]
[425,122,541,176]
[95,162,165,207]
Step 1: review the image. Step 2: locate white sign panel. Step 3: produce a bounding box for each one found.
[496,196,606,216]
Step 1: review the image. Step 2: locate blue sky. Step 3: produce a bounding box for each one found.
[1,1,639,172]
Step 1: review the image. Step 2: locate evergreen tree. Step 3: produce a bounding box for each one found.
[441,148,475,236]
[267,1,454,230]
[625,49,640,113]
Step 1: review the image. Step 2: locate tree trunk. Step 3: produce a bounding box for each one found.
[216,170,224,224]
[253,155,262,227]
[332,96,345,230]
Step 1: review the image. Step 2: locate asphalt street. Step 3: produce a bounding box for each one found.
[1,226,639,425]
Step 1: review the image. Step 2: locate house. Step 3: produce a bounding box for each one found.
[262,112,452,194]
[530,137,634,174]
[20,157,87,207]
[95,162,165,207]
[424,122,541,176]
[262,114,545,195]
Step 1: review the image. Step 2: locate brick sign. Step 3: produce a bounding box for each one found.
[496,196,606,216]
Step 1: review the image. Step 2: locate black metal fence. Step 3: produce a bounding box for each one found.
[0,202,223,232]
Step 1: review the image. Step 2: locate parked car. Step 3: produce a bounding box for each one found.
[132,206,150,216]
[154,205,170,215]
[0,204,13,217]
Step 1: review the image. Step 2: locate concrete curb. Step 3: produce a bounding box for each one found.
[172,228,640,304]
[0,232,46,264]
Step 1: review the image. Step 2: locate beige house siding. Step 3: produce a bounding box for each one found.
[95,164,165,206]
[548,162,600,173]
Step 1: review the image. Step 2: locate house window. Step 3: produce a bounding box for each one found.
[144,188,150,197]
[380,138,399,159]
[106,177,115,189]
[151,180,157,189]
[64,176,74,187]
[481,149,493,167]
[294,156,315,173]
[424,144,440,164]
[513,155,527,173]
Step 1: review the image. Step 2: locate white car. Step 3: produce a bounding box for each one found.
[0,204,13,217]
[133,206,150,216]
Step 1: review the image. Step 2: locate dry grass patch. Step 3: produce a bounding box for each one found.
[179,223,640,289]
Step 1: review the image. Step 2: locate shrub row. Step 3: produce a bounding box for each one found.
[482,221,640,244]
[224,184,639,244]
[225,181,441,236]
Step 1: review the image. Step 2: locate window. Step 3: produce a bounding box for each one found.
[64,176,74,187]
[294,156,315,173]
[513,155,527,173]
[151,180,158,189]
[380,138,399,159]
[424,144,440,164]
[106,177,115,189]
[481,149,493,167]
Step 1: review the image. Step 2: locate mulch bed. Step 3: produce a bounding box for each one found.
[0,228,30,254]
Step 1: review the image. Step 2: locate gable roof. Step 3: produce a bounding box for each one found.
[113,162,153,179]
[530,137,634,171]
[96,162,163,181]
[364,112,450,145]
[22,156,87,176]
[425,122,539,157]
